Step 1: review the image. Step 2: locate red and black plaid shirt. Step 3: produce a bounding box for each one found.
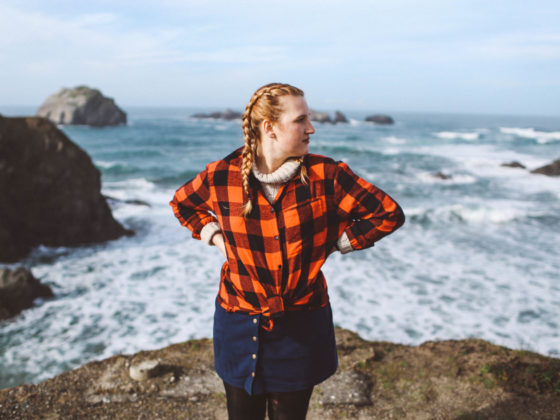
[170,147,404,319]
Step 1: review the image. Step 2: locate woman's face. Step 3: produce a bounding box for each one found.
[270,95,315,159]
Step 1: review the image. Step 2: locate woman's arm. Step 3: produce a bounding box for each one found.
[169,166,219,240]
[334,161,405,251]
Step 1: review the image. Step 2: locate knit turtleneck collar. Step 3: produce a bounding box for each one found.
[252,159,301,185]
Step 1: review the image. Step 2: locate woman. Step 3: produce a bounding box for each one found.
[170,83,404,420]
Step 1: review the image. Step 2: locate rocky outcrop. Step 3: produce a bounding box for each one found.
[309,110,332,124]
[333,111,348,124]
[0,116,132,262]
[501,161,527,169]
[433,171,452,180]
[0,267,53,320]
[1,328,559,419]
[531,159,560,176]
[191,109,242,120]
[309,110,348,124]
[36,86,126,127]
[365,114,394,125]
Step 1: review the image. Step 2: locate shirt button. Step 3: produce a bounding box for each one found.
[253,318,257,324]
[252,354,257,360]
[251,372,255,377]
[274,235,279,240]
[252,336,257,342]
[271,208,275,213]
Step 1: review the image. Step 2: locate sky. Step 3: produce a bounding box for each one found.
[1,0,559,115]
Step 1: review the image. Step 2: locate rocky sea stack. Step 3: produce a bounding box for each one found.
[36,86,126,127]
[309,110,348,124]
[0,116,132,262]
[365,114,394,125]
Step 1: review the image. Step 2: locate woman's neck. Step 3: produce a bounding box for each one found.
[255,149,286,174]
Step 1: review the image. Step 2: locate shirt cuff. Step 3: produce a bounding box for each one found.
[200,222,222,245]
[336,231,354,254]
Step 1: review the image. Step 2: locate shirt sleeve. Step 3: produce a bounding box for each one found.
[169,166,218,240]
[334,161,405,251]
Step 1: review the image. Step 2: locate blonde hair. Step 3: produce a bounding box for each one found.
[241,83,309,216]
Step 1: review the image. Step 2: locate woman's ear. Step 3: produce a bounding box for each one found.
[262,120,276,139]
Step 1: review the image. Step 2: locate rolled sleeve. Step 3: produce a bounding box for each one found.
[170,166,218,240]
[334,161,405,250]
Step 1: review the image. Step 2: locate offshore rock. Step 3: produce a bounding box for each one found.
[501,161,527,169]
[1,328,560,419]
[191,109,242,120]
[0,116,132,262]
[36,86,126,127]
[333,111,348,124]
[365,114,394,125]
[0,267,53,320]
[531,159,560,176]
[309,110,332,124]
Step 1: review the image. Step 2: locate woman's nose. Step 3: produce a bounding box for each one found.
[306,121,315,134]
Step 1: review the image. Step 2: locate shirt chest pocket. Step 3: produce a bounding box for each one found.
[283,197,328,258]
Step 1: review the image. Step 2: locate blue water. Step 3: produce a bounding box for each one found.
[1,106,559,390]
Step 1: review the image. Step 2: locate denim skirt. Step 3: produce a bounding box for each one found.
[213,299,338,395]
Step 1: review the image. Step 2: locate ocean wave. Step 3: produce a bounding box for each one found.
[434,131,481,141]
[95,161,140,175]
[500,127,560,144]
[382,136,407,144]
[407,202,538,225]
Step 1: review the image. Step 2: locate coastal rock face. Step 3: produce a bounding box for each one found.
[1,328,559,419]
[365,114,394,125]
[531,159,560,176]
[0,267,53,320]
[191,109,242,120]
[37,86,126,127]
[0,116,132,262]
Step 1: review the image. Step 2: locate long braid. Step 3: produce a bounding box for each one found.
[240,83,306,217]
[241,88,271,216]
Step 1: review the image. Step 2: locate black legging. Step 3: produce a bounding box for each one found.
[223,381,314,420]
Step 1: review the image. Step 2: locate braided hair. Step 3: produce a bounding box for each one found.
[241,83,308,217]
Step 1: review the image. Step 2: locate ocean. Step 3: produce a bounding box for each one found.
[1,106,559,390]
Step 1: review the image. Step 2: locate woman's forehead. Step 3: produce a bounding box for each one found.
[278,95,309,116]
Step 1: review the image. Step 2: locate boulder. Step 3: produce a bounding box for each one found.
[0,116,132,262]
[0,267,53,320]
[433,171,452,180]
[36,86,126,127]
[365,114,394,125]
[309,110,332,124]
[530,159,560,177]
[191,109,241,120]
[501,161,527,169]
[333,111,348,124]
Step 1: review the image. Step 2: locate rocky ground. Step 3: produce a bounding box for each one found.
[1,328,559,419]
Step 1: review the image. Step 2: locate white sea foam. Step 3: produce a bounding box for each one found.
[95,160,118,168]
[434,131,481,141]
[500,127,560,144]
[325,225,560,356]
[406,201,532,224]
[382,136,407,144]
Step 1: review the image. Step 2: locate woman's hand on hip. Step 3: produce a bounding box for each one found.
[211,233,227,257]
